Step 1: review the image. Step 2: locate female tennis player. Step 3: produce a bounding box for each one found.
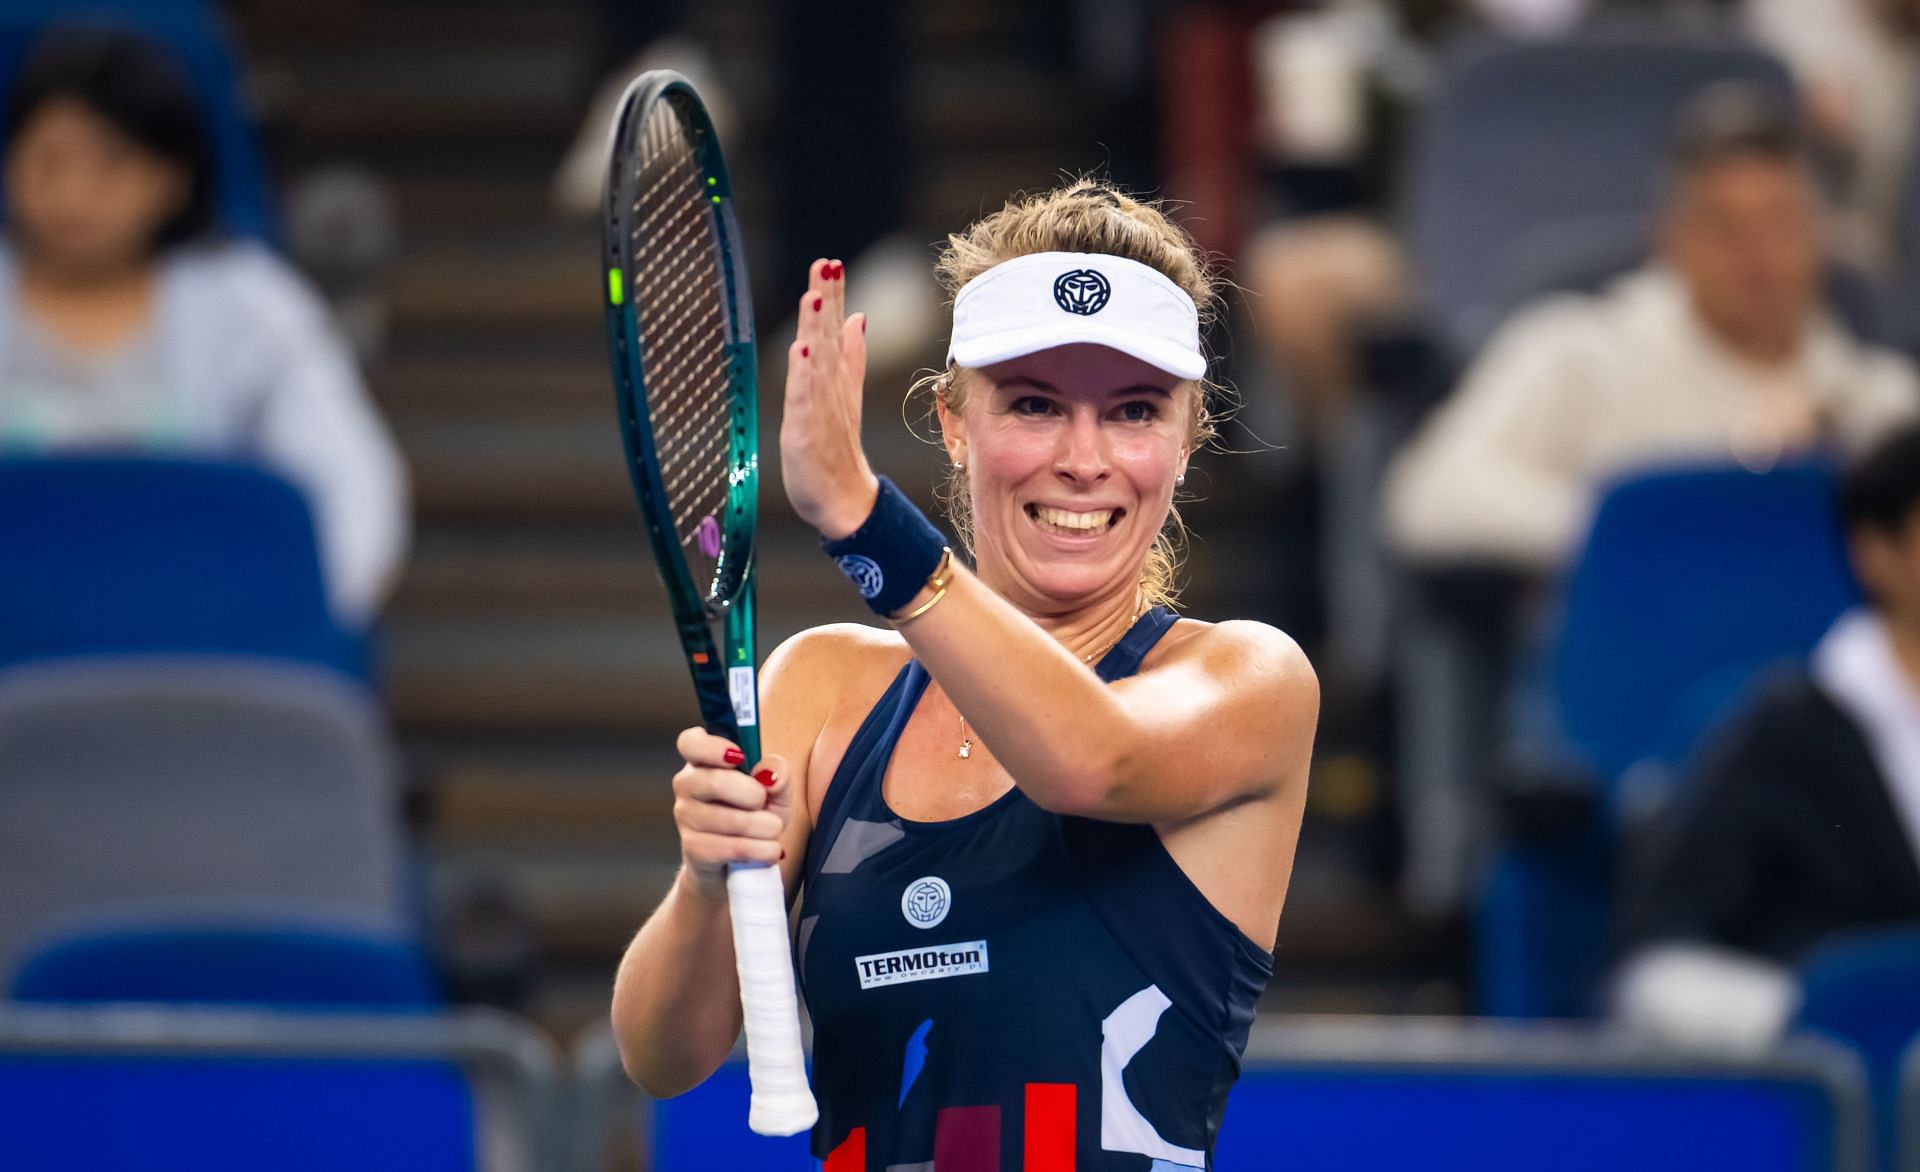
[612,180,1316,1169]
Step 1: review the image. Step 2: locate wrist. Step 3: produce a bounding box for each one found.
[676,864,730,906]
[816,473,881,541]
[821,475,951,617]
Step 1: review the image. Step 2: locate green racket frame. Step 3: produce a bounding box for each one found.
[601,71,761,763]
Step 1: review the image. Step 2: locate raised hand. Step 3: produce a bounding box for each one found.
[781,258,879,539]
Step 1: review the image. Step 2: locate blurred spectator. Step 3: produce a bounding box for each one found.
[1611,424,1920,1053]
[1383,85,1920,573]
[1745,0,1920,274]
[0,28,407,624]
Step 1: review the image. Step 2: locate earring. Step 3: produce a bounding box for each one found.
[1175,473,1186,486]
[955,460,966,473]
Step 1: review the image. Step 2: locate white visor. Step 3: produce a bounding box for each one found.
[945,251,1206,380]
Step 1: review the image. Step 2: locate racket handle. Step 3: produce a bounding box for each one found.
[726,861,818,1136]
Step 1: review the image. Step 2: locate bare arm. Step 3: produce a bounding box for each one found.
[609,631,834,1095]
[899,579,1318,821]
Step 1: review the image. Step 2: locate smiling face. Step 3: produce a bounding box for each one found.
[936,343,1194,615]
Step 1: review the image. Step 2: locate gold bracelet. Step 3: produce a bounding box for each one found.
[892,546,954,624]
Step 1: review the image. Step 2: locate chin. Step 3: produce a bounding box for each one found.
[1013,544,1150,607]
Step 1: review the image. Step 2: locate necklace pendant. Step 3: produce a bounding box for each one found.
[958,740,972,759]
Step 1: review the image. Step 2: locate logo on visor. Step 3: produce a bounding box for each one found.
[1053,269,1111,316]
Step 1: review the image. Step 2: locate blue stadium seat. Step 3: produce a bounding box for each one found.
[1479,462,1857,1017]
[0,0,274,242]
[652,1062,813,1171]
[570,1019,1869,1172]
[1795,928,1920,1172]
[0,1005,556,1171]
[11,914,438,1011]
[1554,462,1856,788]
[1410,37,1794,356]
[0,456,367,678]
[1220,1020,1866,1172]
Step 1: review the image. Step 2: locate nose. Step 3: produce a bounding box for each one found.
[1052,406,1109,485]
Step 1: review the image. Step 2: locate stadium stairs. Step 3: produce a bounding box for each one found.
[236,0,1430,1035]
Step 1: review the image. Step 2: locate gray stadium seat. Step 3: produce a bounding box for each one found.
[1408,36,1796,357]
[0,658,410,980]
[0,1004,559,1170]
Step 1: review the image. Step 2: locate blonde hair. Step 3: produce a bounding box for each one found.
[915,178,1222,611]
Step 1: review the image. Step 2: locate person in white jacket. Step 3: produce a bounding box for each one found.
[0,27,407,625]
[1384,84,1920,574]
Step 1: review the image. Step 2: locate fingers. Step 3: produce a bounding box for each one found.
[672,735,792,875]
[673,758,767,812]
[819,255,846,323]
[794,257,845,372]
[751,754,792,818]
[840,312,867,395]
[675,725,747,770]
[680,829,783,869]
[674,796,783,842]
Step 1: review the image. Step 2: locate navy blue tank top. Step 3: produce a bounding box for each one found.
[796,607,1273,1171]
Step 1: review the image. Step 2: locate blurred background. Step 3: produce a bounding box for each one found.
[4,0,1920,1168]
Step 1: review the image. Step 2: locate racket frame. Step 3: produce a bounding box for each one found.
[601,70,818,1138]
[602,71,762,763]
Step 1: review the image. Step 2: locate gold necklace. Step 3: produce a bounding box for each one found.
[956,604,1144,760]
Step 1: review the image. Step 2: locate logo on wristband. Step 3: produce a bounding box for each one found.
[836,555,885,599]
[1053,268,1111,315]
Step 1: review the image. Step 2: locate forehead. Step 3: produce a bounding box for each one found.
[975,343,1184,397]
[1670,153,1816,206]
[14,96,135,152]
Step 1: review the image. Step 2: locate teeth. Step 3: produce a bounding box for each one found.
[1033,505,1114,532]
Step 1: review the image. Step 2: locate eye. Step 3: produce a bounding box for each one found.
[1114,399,1160,423]
[1011,395,1056,416]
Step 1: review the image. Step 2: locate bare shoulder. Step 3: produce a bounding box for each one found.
[761,623,914,823]
[1153,617,1319,702]
[761,622,913,708]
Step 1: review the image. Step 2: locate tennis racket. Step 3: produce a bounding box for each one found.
[600,70,817,1137]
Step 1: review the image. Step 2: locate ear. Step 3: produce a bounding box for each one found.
[1848,526,1895,603]
[156,162,192,221]
[934,378,968,468]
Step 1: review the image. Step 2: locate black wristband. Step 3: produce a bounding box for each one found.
[821,476,949,617]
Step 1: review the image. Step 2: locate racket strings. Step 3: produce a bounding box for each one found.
[629,99,738,593]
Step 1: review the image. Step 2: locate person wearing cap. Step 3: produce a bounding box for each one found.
[612,180,1317,1168]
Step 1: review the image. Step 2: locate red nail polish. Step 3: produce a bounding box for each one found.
[812,295,823,311]
[780,848,787,861]
[723,747,745,766]
[830,261,844,280]
[860,316,867,334]
[800,345,809,358]
[755,769,777,787]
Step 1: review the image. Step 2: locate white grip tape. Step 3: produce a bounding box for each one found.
[726,861,818,1135]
